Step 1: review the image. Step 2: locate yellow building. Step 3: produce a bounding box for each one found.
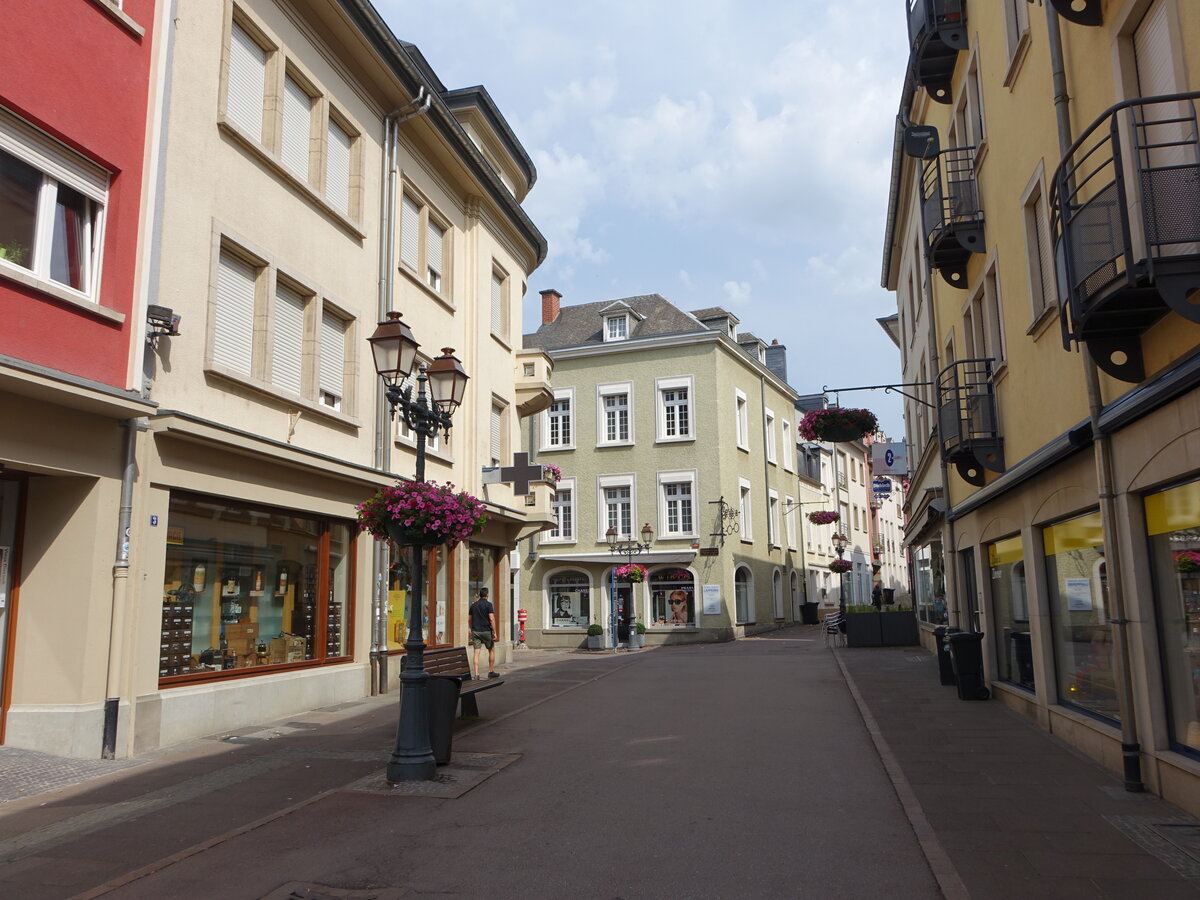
[884,0,1200,812]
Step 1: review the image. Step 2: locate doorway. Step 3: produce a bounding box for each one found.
[960,547,980,632]
[0,477,22,744]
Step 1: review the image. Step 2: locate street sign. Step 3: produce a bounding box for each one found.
[873,476,892,497]
[871,442,908,476]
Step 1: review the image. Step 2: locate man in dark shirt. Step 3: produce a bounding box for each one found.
[468,587,498,678]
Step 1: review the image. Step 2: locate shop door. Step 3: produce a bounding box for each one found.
[0,479,20,743]
[615,586,631,641]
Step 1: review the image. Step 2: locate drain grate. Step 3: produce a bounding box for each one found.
[261,883,407,900]
[1106,815,1200,882]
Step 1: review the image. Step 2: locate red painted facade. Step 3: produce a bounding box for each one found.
[0,0,157,389]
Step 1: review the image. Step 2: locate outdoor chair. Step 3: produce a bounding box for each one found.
[824,611,846,648]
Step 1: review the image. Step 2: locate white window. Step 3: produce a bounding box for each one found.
[0,110,108,303]
[318,309,347,410]
[599,475,635,539]
[764,408,777,464]
[951,54,984,148]
[1021,169,1057,323]
[280,73,314,181]
[738,478,753,541]
[597,383,633,446]
[1002,0,1030,69]
[491,267,508,339]
[768,490,780,547]
[400,191,450,297]
[781,420,793,471]
[965,263,1005,364]
[785,495,797,549]
[657,471,697,537]
[547,479,576,542]
[735,388,749,451]
[542,387,574,450]
[604,314,628,341]
[656,376,694,442]
[226,19,268,141]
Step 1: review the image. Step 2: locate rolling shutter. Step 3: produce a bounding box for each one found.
[319,310,345,404]
[490,405,502,465]
[400,195,419,270]
[226,22,267,140]
[491,272,503,333]
[281,77,312,180]
[214,251,256,375]
[325,118,352,215]
[271,283,305,395]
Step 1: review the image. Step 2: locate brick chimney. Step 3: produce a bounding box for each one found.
[540,289,562,324]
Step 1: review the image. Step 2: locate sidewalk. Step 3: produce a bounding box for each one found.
[0,631,1197,898]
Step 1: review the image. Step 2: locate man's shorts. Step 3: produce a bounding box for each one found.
[470,630,495,650]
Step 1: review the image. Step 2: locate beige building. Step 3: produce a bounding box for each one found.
[5,0,554,758]
[885,0,1200,812]
[520,293,802,647]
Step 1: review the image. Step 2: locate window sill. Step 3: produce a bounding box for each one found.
[538,445,575,453]
[1002,32,1032,89]
[398,264,455,313]
[1025,304,1058,341]
[490,330,512,351]
[205,364,361,429]
[655,435,696,444]
[538,538,576,546]
[217,121,366,241]
[597,441,634,449]
[737,444,749,453]
[86,0,145,37]
[0,266,126,324]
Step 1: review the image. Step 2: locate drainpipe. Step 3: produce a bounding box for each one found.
[371,89,431,695]
[1044,5,1143,791]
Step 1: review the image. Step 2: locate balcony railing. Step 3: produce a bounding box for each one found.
[1049,0,1101,27]
[907,0,967,105]
[937,357,1003,487]
[1051,92,1200,382]
[921,145,985,288]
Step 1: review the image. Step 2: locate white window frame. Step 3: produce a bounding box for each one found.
[604,313,629,342]
[1020,164,1057,327]
[735,388,749,451]
[768,490,780,548]
[597,382,634,447]
[0,109,110,307]
[785,494,797,549]
[738,477,753,542]
[541,387,575,451]
[656,470,698,539]
[545,477,576,543]
[764,408,777,464]
[1001,0,1031,82]
[781,420,793,472]
[399,188,451,300]
[597,474,636,541]
[655,375,694,442]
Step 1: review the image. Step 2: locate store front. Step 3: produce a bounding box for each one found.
[988,535,1032,691]
[0,476,20,744]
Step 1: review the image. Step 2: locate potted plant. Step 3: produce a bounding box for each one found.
[829,559,853,574]
[1176,550,1200,573]
[614,563,647,583]
[798,407,878,443]
[356,480,487,547]
[0,243,28,267]
[542,464,563,484]
[586,623,604,650]
[808,510,840,525]
[629,621,646,649]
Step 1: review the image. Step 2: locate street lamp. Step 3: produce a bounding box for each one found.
[368,311,469,783]
[606,523,653,647]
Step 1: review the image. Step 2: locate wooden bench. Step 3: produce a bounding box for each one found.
[401,646,504,718]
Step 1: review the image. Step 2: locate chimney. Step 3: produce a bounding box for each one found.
[540,289,562,324]
[764,340,788,384]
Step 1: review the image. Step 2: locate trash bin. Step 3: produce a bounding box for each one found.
[801,602,820,625]
[934,626,960,686]
[427,674,463,764]
[947,632,989,700]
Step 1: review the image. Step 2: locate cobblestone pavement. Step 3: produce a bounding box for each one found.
[0,748,145,804]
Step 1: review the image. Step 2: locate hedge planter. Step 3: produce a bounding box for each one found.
[846,611,919,647]
[845,612,883,647]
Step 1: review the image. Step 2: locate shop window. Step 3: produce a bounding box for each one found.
[468,545,495,636]
[1044,510,1117,721]
[735,566,753,624]
[988,535,1033,690]
[160,492,353,681]
[914,541,947,624]
[650,567,695,627]
[387,541,454,652]
[547,570,590,628]
[1146,479,1200,753]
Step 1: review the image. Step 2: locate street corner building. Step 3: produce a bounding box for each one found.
[0,0,554,758]
[885,1,1200,813]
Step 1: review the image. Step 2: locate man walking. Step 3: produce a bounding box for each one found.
[469,586,499,679]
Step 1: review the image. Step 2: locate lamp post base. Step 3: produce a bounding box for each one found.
[386,668,437,783]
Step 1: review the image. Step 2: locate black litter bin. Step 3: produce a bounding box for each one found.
[933,626,960,685]
[947,632,989,700]
[427,674,463,764]
[801,602,820,625]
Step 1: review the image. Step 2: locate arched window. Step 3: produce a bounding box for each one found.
[790,570,800,615]
[546,570,590,628]
[773,569,784,619]
[735,566,753,624]
[650,567,695,626]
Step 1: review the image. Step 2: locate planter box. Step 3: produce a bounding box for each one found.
[845,612,882,647]
[846,611,919,647]
[586,634,604,650]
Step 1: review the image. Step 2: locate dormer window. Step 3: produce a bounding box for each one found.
[605,314,629,341]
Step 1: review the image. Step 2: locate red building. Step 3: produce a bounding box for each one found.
[0,0,160,753]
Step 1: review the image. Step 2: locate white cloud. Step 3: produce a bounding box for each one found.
[723,280,752,306]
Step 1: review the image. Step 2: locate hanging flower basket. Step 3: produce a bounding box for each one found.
[1176,550,1200,573]
[614,563,647,583]
[807,510,840,526]
[798,407,878,443]
[357,480,487,548]
[829,559,853,574]
[542,464,563,484]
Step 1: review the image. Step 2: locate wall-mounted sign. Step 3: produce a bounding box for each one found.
[698,547,719,557]
[871,442,908,477]
[702,584,721,615]
[872,476,892,497]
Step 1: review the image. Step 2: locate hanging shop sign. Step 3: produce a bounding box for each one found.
[871,442,908,477]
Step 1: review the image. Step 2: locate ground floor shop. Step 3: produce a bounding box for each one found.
[943,388,1200,816]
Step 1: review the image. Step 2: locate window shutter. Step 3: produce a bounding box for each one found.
[426,219,444,279]
[227,22,267,140]
[1134,1,1172,97]
[1032,195,1056,312]
[491,273,503,333]
[272,283,305,395]
[281,77,311,180]
[325,118,352,215]
[490,405,502,465]
[214,251,256,375]
[400,195,419,270]
[319,310,345,400]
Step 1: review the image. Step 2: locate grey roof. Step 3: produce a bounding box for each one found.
[524,294,710,351]
[737,331,766,346]
[689,306,741,325]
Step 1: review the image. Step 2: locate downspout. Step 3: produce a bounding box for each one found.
[759,373,773,622]
[372,89,431,695]
[103,418,142,758]
[1044,5,1143,791]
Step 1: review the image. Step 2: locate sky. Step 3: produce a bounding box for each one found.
[375,0,912,438]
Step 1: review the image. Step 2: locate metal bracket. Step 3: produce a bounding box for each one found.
[821,381,936,409]
[708,496,740,547]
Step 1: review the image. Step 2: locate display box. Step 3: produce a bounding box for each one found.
[268,635,306,664]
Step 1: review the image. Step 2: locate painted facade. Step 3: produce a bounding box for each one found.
[884,0,1200,813]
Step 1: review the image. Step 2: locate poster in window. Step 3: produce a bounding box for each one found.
[1066,577,1093,611]
[551,592,586,626]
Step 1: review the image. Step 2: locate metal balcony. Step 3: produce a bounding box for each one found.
[937,357,1004,487]
[1049,0,1101,26]
[1051,92,1200,382]
[921,145,984,288]
[907,0,967,105]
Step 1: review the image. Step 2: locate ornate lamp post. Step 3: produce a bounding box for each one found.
[606,523,653,647]
[367,311,469,783]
